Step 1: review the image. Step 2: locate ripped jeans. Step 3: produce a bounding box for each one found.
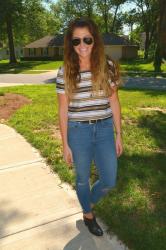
[67,117,118,213]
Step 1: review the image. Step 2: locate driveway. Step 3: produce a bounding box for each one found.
[0,71,166,90]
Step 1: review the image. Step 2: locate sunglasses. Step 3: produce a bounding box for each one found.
[72,37,93,46]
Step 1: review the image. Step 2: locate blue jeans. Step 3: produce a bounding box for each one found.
[67,117,118,213]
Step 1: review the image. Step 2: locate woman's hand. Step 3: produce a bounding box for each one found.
[63,144,73,167]
[115,134,123,157]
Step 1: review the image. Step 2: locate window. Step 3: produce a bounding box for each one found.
[54,47,59,55]
[43,48,48,56]
[29,48,36,56]
[59,47,64,55]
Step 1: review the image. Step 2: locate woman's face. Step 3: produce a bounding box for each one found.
[72,27,94,60]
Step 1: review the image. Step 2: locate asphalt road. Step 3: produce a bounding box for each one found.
[0,71,58,87]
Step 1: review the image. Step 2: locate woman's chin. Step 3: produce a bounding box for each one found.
[78,53,91,59]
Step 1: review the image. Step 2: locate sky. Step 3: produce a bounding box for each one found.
[120,2,137,34]
[43,1,137,35]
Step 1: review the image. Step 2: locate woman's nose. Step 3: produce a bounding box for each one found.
[80,40,86,47]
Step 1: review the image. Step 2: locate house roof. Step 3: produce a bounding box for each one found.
[25,33,132,48]
[49,34,64,46]
[102,33,130,45]
[25,35,55,48]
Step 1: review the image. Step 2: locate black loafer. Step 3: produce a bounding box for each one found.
[83,215,103,236]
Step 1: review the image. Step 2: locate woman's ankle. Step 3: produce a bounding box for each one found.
[90,203,95,209]
[83,212,94,219]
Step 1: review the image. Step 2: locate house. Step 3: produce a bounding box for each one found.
[22,33,138,61]
[103,33,138,60]
[22,35,64,61]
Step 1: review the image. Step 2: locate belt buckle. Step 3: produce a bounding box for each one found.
[89,119,97,124]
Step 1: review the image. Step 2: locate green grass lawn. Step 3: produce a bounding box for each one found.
[0,60,63,74]
[0,84,165,250]
[0,59,166,77]
[120,59,166,77]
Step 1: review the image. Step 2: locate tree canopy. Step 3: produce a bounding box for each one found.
[0,0,165,70]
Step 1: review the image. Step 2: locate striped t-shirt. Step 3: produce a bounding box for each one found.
[56,65,117,121]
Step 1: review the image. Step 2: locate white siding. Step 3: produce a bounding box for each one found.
[104,45,122,60]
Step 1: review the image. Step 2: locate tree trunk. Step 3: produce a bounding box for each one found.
[160,0,166,59]
[104,12,108,33]
[154,0,166,71]
[6,16,17,64]
[104,16,108,33]
[154,43,162,72]
[144,30,150,60]
[103,0,108,33]
[111,5,119,32]
[129,22,134,43]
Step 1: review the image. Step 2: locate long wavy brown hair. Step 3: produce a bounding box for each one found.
[64,17,120,100]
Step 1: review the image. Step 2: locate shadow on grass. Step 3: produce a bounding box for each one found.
[5,85,165,250]
[95,151,165,250]
[138,111,166,150]
[120,88,166,96]
[0,61,55,74]
[120,58,166,77]
[94,111,166,250]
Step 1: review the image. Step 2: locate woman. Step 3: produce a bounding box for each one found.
[56,17,123,236]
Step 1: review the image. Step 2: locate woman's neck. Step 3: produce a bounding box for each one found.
[79,58,91,71]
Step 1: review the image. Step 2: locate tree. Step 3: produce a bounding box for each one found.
[111,0,126,32]
[122,9,139,42]
[0,0,60,61]
[96,0,113,33]
[154,0,166,71]
[50,0,127,34]
[50,0,97,33]
[96,0,127,33]
[23,0,52,41]
[0,0,23,63]
[132,0,159,59]
[84,0,94,18]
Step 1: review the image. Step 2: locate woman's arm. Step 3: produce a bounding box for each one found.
[57,93,73,166]
[57,93,68,147]
[109,88,123,157]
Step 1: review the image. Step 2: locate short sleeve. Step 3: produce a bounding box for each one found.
[55,67,65,94]
[108,79,119,88]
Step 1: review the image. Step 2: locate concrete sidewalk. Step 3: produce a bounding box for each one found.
[0,124,128,250]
